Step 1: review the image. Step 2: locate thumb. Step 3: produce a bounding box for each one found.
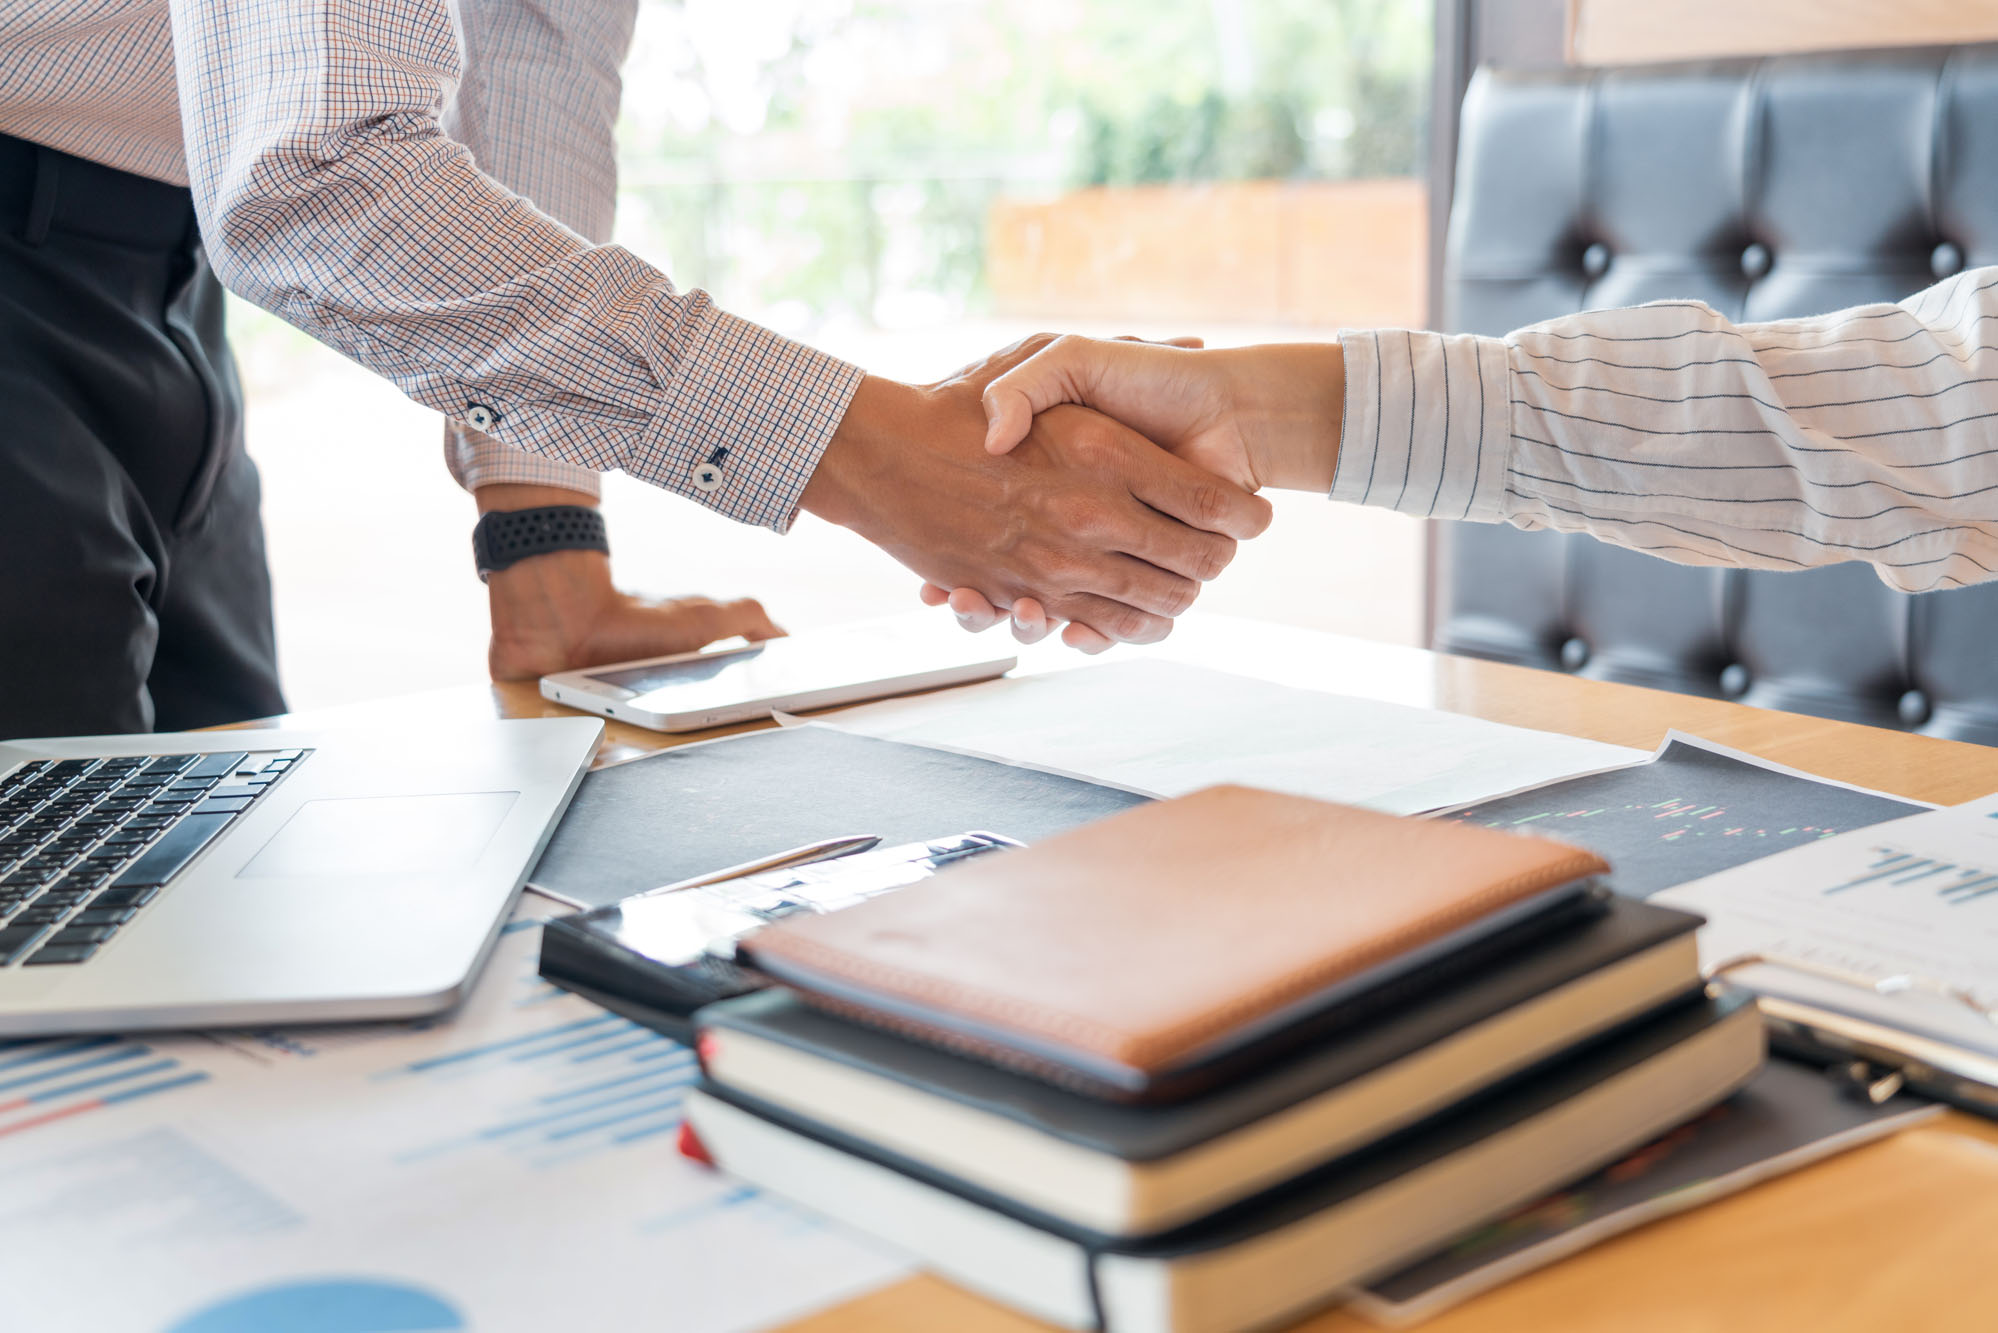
[981,335,1103,456]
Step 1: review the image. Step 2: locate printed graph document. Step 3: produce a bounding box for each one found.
[1657,794,1998,1065]
[1439,733,1932,898]
[0,893,908,1332]
[803,659,1642,816]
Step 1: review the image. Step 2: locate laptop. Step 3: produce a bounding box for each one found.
[0,717,601,1035]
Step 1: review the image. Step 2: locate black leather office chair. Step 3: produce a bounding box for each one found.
[1433,47,1998,743]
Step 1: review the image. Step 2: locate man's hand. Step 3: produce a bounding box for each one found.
[925,338,1346,651]
[477,485,783,681]
[801,365,1272,646]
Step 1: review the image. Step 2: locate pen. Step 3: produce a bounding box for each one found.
[643,834,884,896]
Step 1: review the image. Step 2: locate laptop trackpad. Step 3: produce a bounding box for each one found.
[237,792,521,878]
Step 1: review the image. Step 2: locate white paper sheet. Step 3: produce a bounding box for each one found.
[798,659,1642,816]
[0,893,909,1332]
[1656,793,1998,1059]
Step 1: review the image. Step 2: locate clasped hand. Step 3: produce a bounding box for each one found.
[914,336,1344,651]
[800,335,1276,647]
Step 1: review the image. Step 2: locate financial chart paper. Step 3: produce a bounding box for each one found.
[0,893,908,1331]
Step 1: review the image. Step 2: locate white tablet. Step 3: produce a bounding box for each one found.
[538,617,1017,732]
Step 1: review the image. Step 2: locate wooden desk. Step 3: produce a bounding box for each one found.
[245,617,1998,1332]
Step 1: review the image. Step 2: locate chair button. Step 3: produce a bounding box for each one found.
[1719,663,1751,698]
[1932,242,1964,280]
[1581,243,1611,280]
[1898,689,1932,727]
[1560,637,1590,671]
[1740,244,1771,280]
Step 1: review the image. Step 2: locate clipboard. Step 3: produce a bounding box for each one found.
[1707,953,1998,1115]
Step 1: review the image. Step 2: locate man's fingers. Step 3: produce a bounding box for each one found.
[918,582,951,608]
[1007,598,1056,645]
[1046,592,1174,646]
[706,596,786,643]
[945,585,1007,632]
[1125,446,1273,542]
[1053,549,1202,620]
[1097,499,1238,585]
[1060,621,1116,653]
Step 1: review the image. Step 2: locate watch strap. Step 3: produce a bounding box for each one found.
[472,506,609,580]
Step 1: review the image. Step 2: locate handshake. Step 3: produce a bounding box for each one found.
[800,334,1346,654]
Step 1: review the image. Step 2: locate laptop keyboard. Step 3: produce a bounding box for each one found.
[0,750,309,968]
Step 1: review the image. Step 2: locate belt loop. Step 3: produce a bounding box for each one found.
[23,145,59,246]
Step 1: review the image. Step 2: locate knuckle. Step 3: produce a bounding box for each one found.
[1102,605,1151,642]
[1185,481,1233,530]
[1193,535,1235,582]
[1159,577,1200,618]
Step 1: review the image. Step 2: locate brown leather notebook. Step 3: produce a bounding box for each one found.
[741,786,1610,1101]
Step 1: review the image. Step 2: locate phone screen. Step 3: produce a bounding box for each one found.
[577,621,1006,714]
[586,645,766,694]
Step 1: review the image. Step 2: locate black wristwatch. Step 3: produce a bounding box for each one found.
[471,506,609,581]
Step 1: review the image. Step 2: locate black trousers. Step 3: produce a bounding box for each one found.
[0,135,284,737]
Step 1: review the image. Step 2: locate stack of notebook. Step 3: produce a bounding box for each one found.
[681,787,1764,1333]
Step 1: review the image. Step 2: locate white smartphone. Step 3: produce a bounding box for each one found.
[538,617,1017,732]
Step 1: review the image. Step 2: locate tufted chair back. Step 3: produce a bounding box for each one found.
[1433,47,1998,743]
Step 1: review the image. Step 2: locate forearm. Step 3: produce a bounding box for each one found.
[475,483,598,514]
[1340,270,1998,591]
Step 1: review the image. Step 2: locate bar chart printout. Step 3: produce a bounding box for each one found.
[1822,848,1998,904]
[1448,737,1927,897]
[377,975,699,1169]
[0,1035,208,1141]
[0,895,909,1331]
[1656,793,1998,1055]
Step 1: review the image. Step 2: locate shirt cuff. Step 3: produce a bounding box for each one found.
[446,423,604,499]
[629,309,867,534]
[1331,328,1511,523]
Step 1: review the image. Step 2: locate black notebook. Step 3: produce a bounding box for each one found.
[525,726,1150,908]
[686,997,1765,1333]
[698,895,1704,1234]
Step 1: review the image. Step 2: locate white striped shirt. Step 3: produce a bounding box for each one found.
[1337,268,1998,591]
[1,0,863,526]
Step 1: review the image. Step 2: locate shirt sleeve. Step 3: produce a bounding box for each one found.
[168,0,864,532]
[439,0,637,500]
[1333,268,1998,592]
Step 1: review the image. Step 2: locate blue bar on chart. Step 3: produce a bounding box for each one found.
[380,1011,699,1168]
[0,1036,209,1140]
[1823,847,1998,904]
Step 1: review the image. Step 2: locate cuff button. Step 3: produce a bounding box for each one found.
[464,403,498,432]
[691,462,725,492]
